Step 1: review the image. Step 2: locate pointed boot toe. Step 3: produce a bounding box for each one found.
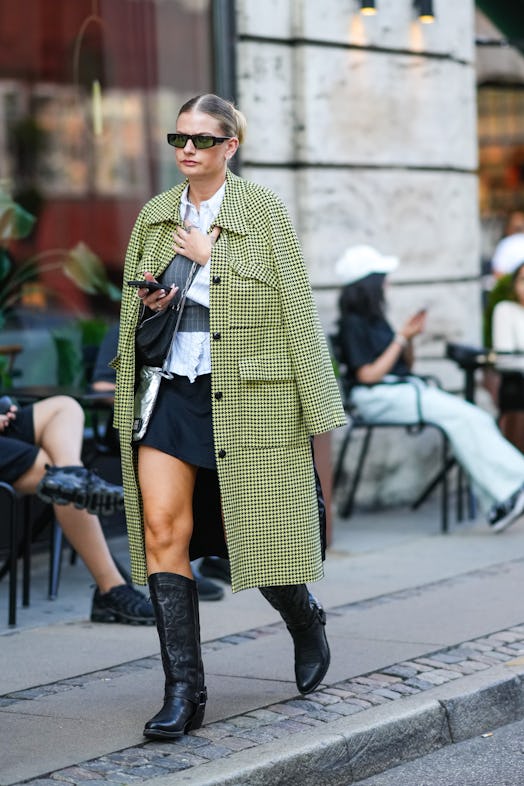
[292,606,330,694]
[143,688,207,739]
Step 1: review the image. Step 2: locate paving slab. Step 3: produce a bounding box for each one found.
[3,501,524,785]
[0,670,295,784]
[0,622,157,695]
[118,660,524,786]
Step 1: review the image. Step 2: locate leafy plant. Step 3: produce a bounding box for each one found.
[51,318,110,387]
[0,355,12,389]
[0,189,121,329]
[483,274,514,348]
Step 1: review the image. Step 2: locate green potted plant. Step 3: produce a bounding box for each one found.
[0,189,121,329]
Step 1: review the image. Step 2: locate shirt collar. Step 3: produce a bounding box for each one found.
[180,181,226,223]
[145,170,248,235]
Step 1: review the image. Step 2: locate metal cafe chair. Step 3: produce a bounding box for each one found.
[329,334,467,533]
[0,482,63,626]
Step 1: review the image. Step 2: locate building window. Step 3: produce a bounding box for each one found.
[478,83,524,219]
[0,0,213,323]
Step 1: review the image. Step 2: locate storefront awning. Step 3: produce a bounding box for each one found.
[477,0,524,52]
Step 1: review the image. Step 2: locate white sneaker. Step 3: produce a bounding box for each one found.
[488,486,524,533]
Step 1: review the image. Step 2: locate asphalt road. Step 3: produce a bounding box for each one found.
[356,718,524,786]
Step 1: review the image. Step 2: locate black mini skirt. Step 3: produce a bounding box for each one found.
[139,373,216,470]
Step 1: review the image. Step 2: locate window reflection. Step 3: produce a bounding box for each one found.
[0,0,212,324]
[478,85,524,218]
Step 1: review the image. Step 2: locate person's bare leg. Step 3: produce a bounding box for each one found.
[139,446,196,578]
[32,396,86,465]
[13,447,124,592]
[51,504,124,593]
[139,447,203,739]
[13,398,124,593]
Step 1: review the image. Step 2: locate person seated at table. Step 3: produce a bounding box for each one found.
[491,261,524,452]
[335,244,524,533]
[0,395,155,624]
[90,325,230,598]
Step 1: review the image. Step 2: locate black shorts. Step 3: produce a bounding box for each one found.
[0,405,39,484]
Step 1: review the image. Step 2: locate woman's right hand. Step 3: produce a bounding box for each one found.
[400,309,427,340]
[136,272,178,313]
[173,225,221,266]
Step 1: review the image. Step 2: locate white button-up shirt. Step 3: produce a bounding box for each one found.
[165,182,225,382]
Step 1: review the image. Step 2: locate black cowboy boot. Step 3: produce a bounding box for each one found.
[144,572,206,740]
[259,584,330,694]
[36,465,124,516]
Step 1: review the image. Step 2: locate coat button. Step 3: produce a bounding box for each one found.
[218,449,226,458]
[213,332,221,340]
[214,391,223,400]
[212,275,221,284]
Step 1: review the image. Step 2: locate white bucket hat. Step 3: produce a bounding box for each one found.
[335,244,399,284]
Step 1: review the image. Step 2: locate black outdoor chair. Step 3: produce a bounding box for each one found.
[329,334,471,533]
[0,482,61,626]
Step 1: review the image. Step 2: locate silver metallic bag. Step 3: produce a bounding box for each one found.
[132,365,162,442]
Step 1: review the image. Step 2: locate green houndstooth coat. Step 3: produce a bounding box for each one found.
[113,169,346,592]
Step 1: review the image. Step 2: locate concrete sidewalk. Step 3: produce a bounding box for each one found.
[2,500,524,785]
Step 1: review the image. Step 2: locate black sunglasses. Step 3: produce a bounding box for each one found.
[167,133,232,150]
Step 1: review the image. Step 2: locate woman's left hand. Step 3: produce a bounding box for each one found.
[173,225,221,266]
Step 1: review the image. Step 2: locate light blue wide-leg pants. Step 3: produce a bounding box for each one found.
[351,377,524,510]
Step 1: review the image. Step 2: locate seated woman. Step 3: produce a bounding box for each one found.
[335,244,524,533]
[0,395,154,624]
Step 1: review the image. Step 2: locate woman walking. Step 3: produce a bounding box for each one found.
[114,94,345,739]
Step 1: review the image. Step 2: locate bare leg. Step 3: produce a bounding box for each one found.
[139,447,204,739]
[12,397,124,593]
[32,396,86,465]
[138,446,196,578]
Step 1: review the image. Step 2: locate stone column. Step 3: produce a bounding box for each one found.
[236,0,480,508]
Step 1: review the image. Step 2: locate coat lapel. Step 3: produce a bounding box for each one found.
[146,180,187,226]
[213,171,249,237]
[143,170,249,236]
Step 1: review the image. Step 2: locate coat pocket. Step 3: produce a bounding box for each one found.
[228,257,280,329]
[229,255,278,289]
[238,355,305,447]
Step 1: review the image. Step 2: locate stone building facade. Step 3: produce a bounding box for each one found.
[0,1,502,509]
[234,0,480,507]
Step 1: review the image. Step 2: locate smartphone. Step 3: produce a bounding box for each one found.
[0,395,14,415]
[127,280,167,292]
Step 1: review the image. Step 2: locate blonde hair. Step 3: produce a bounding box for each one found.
[177,94,247,144]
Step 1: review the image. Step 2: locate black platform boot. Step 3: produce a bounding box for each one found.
[259,584,330,694]
[144,572,206,740]
[36,465,124,516]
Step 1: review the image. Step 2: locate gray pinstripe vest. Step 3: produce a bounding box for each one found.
[160,254,209,332]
